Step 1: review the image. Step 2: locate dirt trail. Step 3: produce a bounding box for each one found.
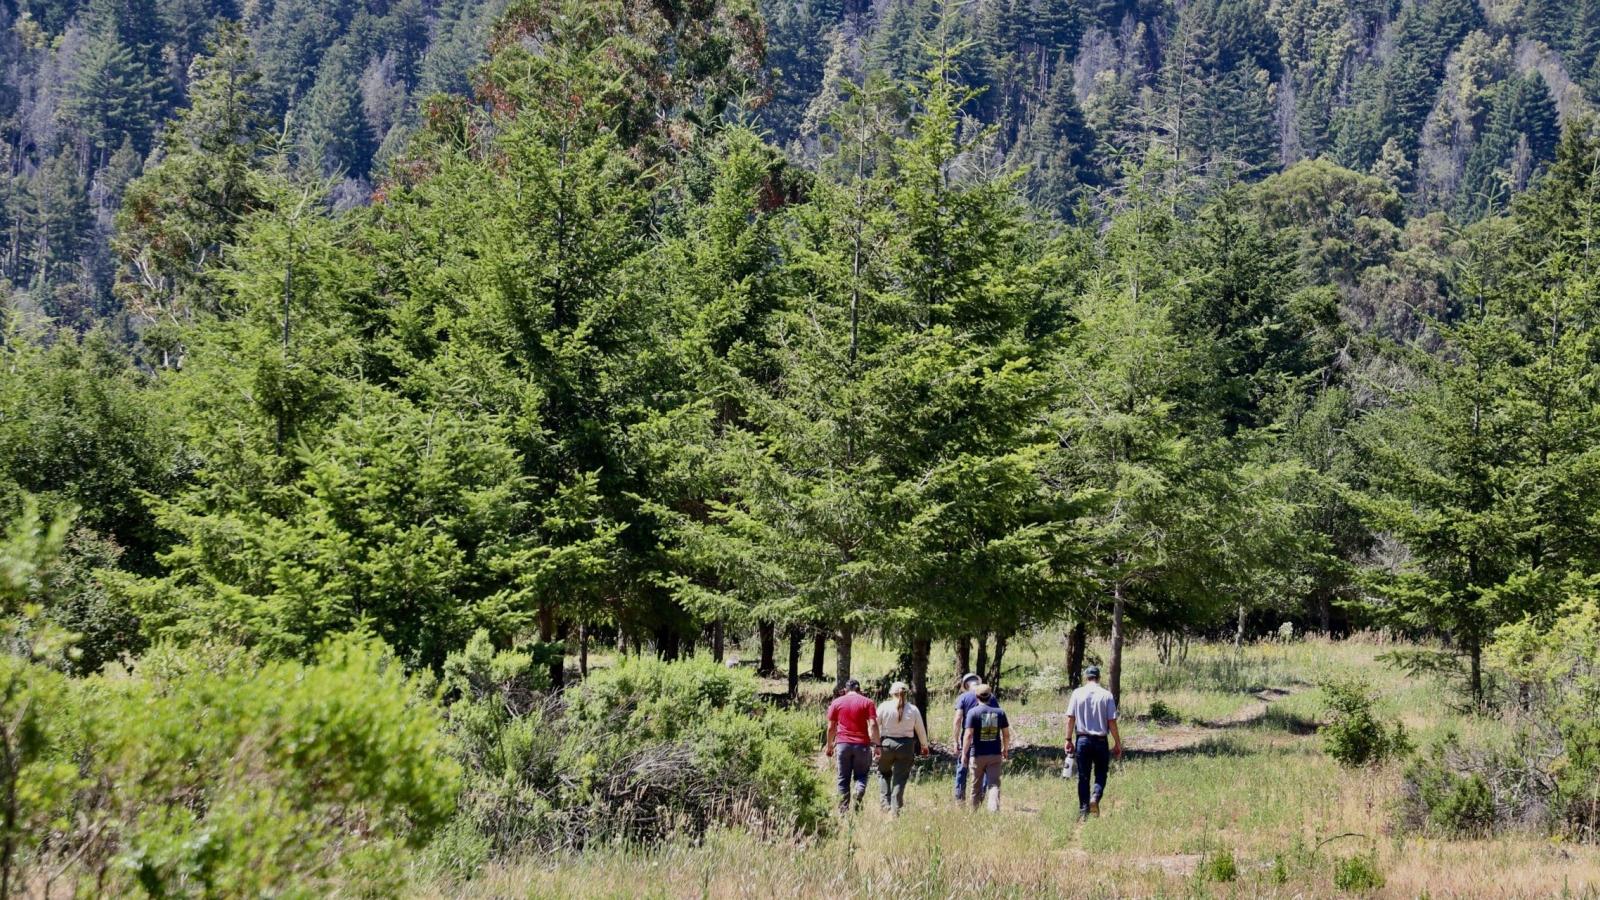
[1130,686,1300,754]
[1003,686,1304,758]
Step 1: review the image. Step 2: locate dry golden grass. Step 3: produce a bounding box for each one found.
[426,636,1600,899]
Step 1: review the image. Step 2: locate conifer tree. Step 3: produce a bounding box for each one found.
[114,22,273,366]
[1362,128,1600,703]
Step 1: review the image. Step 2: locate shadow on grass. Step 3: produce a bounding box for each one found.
[1125,735,1256,759]
[1260,705,1320,735]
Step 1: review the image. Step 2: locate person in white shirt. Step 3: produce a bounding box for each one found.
[1064,665,1122,821]
[876,681,930,814]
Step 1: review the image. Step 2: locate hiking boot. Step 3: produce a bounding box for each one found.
[1089,799,1100,817]
[1077,808,1089,823]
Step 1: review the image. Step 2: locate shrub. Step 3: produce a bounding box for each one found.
[440,642,829,863]
[1492,597,1600,840]
[1197,848,1237,883]
[1399,732,1542,837]
[1332,852,1384,892]
[1320,678,1411,767]
[1147,697,1181,724]
[18,636,459,897]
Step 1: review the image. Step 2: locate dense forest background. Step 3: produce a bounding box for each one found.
[2,0,1592,330]
[5,0,1600,690]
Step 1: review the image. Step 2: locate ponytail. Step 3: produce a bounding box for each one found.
[896,693,906,722]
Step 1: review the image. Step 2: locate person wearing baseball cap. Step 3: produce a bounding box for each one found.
[875,681,930,814]
[952,672,982,804]
[1065,665,1122,821]
[824,678,879,813]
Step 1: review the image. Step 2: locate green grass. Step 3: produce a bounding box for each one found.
[434,634,1600,899]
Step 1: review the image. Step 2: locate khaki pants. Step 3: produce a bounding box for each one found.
[969,754,1004,810]
[877,736,916,812]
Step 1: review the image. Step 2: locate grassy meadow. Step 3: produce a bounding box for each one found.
[434,636,1600,899]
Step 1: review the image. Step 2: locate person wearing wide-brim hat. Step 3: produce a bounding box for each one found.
[875,681,930,814]
[952,672,982,804]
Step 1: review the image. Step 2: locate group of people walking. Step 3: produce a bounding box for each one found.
[823,666,1124,821]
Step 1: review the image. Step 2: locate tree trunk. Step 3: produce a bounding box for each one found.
[757,620,777,676]
[990,631,1009,692]
[833,625,854,692]
[1066,620,1087,687]
[578,623,589,679]
[1234,603,1246,651]
[712,619,725,664]
[1109,584,1126,702]
[655,624,680,661]
[956,635,972,678]
[911,634,931,715]
[974,633,990,686]
[1317,590,1333,635]
[1469,636,1483,707]
[811,630,827,679]
[539,605,564,689]
[787,625,802,700]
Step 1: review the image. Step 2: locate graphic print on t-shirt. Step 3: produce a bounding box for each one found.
[976,709,1001,743]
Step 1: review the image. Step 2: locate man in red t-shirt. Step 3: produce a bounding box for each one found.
[824,678,880,813]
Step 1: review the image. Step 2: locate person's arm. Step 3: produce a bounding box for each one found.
[869,715,881,759]
[914,710,930,754]
[1109,719,1123,759]
[1000,727,1012,761]
[824,720,837,756]
[963,725,976,761]
[1065,713,1076,754]
[953,708,964,748]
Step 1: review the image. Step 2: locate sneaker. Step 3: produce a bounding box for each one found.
[1089,800,1100,816]
[1077,808,1089,822]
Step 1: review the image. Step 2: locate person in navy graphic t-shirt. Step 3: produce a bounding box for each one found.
[960,684,1011,811]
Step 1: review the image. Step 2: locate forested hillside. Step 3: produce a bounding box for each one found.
[1,0,506,328]
[762,0,1580,219]
[1,0,1591,332]
[4,0,1600,893]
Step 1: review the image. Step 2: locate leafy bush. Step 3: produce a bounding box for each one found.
[15,636,459,897]
[1332,852,1385,891]
[439,639,829,866]
[1492,597,1600,840]
[1147,697,1181,724]
[1320,678,1411,767]
[1020,664,1070,704]
[1403,746,1497,836]
[1197,847,1237,883]
[1399,732,1545,837]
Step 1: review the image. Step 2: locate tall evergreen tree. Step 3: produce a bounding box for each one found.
[114,22,273,365]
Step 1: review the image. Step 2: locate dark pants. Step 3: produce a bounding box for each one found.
[1075,734,1111,811]
[836,743,872,811]
[877,737,916,812]
[954,755,971,802]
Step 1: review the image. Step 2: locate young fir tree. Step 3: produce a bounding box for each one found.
[1361,128,1600,703]
[114,22,273,367]
[690,53,1075,704]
